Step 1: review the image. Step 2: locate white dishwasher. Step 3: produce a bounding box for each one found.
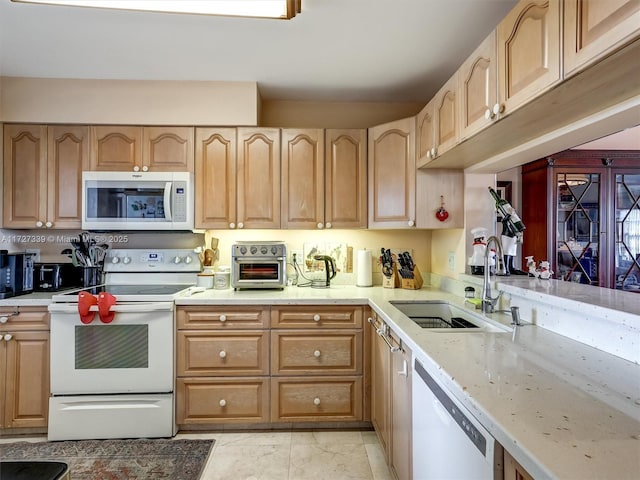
[412,358,503,480]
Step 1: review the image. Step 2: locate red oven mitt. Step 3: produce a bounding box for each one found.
[78,292,98,324]
[97,292,117,324]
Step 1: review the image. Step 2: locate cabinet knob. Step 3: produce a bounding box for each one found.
[142,166,149,172]
[36,221,43,228]
[133,166,140,172]
[313,314,321,322]
[430,147,437,158]
[45,221,53,228]
[407,220,415,227]
[3,334,12,342]
[313,350,321,358]
[484,108,495,120]
[219,350,227,359]
[0,316,8,324]
[325,222,332,229]
[229,223,236,229]
[219,315,227,323]
[493,103,505,116]
[238,222,244,229]
[219,399,226,407]
[317,223,324,229]
[313,397,321,406]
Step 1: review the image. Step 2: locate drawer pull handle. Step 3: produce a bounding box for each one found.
[313,350,321,358]
[219,315,227,322]
[219,350,227,358]
[219,399,226,407]
[313,397,321,406]
[313,314,321,322]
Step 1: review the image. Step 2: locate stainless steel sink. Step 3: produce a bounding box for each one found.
[389,300,509,332]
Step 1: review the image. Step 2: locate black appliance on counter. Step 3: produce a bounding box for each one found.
[34,263,83,292]
[0,251,35,299]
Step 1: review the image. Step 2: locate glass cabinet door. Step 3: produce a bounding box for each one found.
[614,173,640,292]
[556,172,601,285]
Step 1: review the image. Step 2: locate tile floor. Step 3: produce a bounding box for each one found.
[178,430,393,480]
[0,430,393,480]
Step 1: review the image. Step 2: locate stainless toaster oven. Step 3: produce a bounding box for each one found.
[231,242,286,290]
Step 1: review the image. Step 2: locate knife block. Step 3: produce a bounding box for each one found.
[382,264,400,289]
[401,266,423,290]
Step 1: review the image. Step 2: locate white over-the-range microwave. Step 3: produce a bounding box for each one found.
[82,171,194,231]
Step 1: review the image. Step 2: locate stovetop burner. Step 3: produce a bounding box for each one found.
[61,284,191,297]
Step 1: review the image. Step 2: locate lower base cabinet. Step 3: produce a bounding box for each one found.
[504,449,534,480]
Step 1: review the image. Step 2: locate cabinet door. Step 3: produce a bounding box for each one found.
[370,318,390,456]
[497,0,561,115]
[504,449,535,480]
[564,0,640,77]
[194,128,237,229]
[325,129,367,229]
[3,331,50,429]
[281,129,324,229]
[368,117,416,228]
[433,73,459,157]
[237,128,281,229]
[459,30,498,139]
[3,124,47,229]
[47,125,89,229]
[390,343,412,480]
[416,99,436,166]
[90,125,143,171]
[143,126,194,172]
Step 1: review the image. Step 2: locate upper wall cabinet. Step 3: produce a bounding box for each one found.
[459,31,498,140]
[368,117,416,229]
[194,127,237,229]
[90,126,194,172]
[497,0,561,117]
[281,129,325,229]
[3,124,88,229]
[237,128,281,229]
[564,0,640,77]
[325,129,368,229]
[416,98,436,165]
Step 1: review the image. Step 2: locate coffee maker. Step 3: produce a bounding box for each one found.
[0,251,35,299]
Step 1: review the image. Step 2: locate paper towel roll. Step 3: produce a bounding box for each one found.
[356,249,373,287]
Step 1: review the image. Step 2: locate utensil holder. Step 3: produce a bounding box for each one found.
[401,266,423,290]
[81,266,102,288]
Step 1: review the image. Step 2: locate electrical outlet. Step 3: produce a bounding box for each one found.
[26,248,41,262]
[289,249,303,265]
[448,251,456,271]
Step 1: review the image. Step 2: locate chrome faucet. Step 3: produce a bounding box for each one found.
[482,235,506,314]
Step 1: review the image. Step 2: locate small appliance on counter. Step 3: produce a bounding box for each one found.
[34,263,83,292]
[0,251,35,299]
[231,241,286,290]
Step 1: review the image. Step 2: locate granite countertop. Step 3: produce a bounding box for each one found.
[4,284,639,478]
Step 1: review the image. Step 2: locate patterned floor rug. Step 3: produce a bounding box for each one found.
[0,438,214,479]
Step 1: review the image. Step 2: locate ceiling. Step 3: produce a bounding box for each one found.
[0,0,518,103]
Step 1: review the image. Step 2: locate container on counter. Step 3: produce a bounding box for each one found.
[214,266,231,290]
[196,273,214,289]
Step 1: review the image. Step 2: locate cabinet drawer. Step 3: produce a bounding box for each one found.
[271,330,362,375]
[176,377,269,424]
[177,306,270,329]
[177,331,269,376]
[271,305,363,328]
[271,377,362,422]
[0,307,49,331]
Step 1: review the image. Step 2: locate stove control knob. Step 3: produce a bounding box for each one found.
[260,246,268,254]
[184,256,193,264]
[122,256,131,265]
[111,256,120,264]
[240,246,247,255]
[250,246,258,255]
[173,256,182,264]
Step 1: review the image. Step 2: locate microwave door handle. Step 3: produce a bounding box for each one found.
[163,182,172,221]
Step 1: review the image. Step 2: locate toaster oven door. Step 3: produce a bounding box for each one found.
[232,258,285,289]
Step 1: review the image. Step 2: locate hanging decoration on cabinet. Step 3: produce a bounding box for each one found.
[435,196,449,222]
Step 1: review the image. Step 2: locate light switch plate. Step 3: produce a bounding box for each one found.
[448,251,456,271]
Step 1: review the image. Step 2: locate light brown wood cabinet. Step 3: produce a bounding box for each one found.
[458,30,498,140]
[368,313,412,480]
[90,125,194,172]
[270,305,364,423]
[496,0,561,117]
[504,449,535,480]
[237,127,281,229]
[0,307,50,430]
[368,117,416,229]
[3,124,88,229]
[564,0,640,77]
[175,305,270,425]
[416,99,436,165]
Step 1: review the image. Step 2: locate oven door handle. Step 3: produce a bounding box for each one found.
[49,303,174,313]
